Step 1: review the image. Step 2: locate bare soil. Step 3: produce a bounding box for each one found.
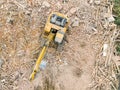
[0,0,113,90]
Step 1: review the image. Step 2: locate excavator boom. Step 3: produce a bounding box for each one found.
[29,32,55,80]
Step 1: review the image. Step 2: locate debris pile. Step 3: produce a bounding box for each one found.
[89,0,120,90]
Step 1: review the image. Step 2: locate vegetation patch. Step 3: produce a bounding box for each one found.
[116,43,120,55]
[113,0,120,25]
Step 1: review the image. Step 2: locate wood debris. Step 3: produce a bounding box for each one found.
[90,0,120,90]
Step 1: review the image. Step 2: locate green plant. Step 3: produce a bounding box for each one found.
[114,17,120,25]
[116,44,120,54]
[113,0,120,25]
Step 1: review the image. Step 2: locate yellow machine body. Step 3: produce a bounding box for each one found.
[44,12,69,34]
[44,12,69,44]
[30,12,69,80]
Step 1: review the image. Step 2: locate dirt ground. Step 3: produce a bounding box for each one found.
[0,0,115,90]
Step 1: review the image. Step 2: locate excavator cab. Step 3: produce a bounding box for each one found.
[50,14,67,27]
[44,12,69,44]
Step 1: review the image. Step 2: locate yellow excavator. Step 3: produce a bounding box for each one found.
[29,12,69,80]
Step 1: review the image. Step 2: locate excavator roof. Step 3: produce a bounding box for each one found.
[50,14,67,27]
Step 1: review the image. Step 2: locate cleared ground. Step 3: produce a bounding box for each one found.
[0,0,114,90]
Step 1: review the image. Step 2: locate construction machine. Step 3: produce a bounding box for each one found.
[29,12,69,80]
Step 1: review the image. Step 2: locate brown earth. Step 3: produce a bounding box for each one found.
[0,0,113,90]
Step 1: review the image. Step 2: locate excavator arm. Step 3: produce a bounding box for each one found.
[29,32,55,80]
